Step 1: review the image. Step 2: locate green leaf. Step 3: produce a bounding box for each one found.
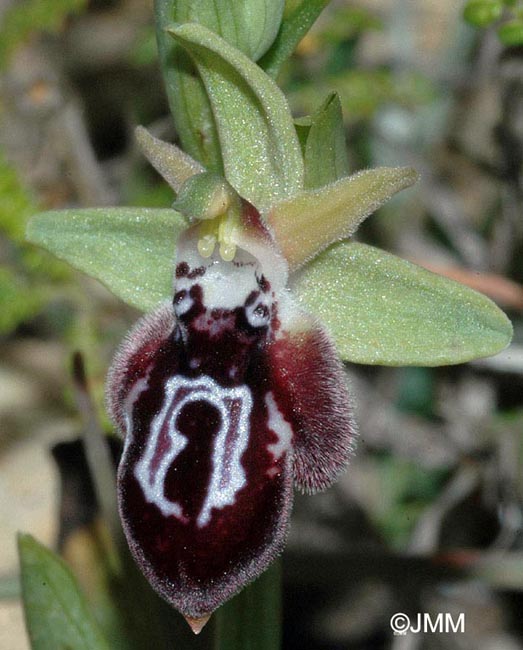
[26,208,185,311]
[214,560,281,650]
[294,242,513,366]
[155,0,223,171]
[168,23,304,212]
[296,92,349,189]
[18,533,111,650]
[269,167,418,270]
[259,0,330,78]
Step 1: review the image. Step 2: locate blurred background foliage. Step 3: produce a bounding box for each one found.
[2,1,523,649]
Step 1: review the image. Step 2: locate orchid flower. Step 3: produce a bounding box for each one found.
[104,164,382,631]
[26,14,512,637]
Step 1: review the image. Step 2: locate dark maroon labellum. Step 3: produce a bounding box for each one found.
[118,328,293,617]
[106,206,356,625]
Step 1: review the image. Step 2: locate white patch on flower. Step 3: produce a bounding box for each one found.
[245,296,271,328]
[176,247,261,311]
[265,392,293,466]
[197,380,252,527]
[173,291,194,316]
[123,369,152,450]
[201,255,257,310]
[133,376,189,520]
[133,374,252,527]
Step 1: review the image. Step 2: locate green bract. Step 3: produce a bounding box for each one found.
[295,92,350,189]
[155,0,329,170]
[167,22,304,211]
[155,0,222,170]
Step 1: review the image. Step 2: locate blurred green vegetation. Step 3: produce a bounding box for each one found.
[0,0,87,69]
[371,453,451,549]
[0,153,72,334]
[284,4,435,125]
[463,0,523,46]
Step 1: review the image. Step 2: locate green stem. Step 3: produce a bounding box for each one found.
[214,559,282,650]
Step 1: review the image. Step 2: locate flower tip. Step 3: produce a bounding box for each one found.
[402,166,420,187]
[165,22,182,35]
[184,613,212,635]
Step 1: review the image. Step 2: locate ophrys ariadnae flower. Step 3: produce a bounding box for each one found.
[25,16,513,638]
[105,169,370,631]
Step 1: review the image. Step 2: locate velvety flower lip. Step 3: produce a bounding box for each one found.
[106,172,359,630]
